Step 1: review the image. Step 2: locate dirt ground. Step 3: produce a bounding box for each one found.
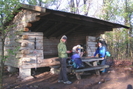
[3,60,133,89]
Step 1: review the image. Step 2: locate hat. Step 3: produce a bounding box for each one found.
[61,35,67,39]
[77,45,81,48]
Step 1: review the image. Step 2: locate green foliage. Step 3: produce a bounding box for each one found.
[99,0,133,60]
[0,1,21,88]
[0,0,21,23]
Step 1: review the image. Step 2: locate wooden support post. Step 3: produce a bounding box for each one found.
[19,68,31,79]
[50,65,60,74]
[75,73,81,80]
[84,62,93,66]
[93,61,100,75]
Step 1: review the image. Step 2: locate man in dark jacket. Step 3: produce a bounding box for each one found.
[57,35,72,84]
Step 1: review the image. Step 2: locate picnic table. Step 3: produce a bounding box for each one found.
[70,57,109,80]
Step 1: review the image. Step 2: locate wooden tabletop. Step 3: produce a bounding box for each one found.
[81,57,103,62]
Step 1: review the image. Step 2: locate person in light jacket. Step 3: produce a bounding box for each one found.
[57,35,72,84]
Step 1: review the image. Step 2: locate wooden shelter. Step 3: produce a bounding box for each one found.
[0,4,129,79]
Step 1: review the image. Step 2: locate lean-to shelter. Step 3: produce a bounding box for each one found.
[1,4,129,79]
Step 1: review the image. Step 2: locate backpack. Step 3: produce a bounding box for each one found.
[71,58,84,69]
[71,53,84,69]
[97,46,111,57]
[106,51,111,57]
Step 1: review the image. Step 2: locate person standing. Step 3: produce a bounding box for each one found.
[93,41,107,73]
[57,35,72,84]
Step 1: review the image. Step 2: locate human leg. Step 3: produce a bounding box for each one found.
[58,58,68,82]
[101,59,107,73]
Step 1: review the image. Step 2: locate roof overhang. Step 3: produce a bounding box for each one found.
[20,4,130,37]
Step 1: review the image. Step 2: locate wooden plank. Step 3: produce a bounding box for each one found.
[17,39,43,43]
[0,46,20,50]
[16,54,43,58]
[81,57,103,62]
[21,57,60,68]
[19,46,43,50]
[0,49,43,57]
[86,42,97,45]
[18,57,44,63]
[5,62,19,68]
[87,36,96,41]
[86,46,97,50]
[4,42,20,47]
[1,47,43,53]
[19,42,43,49]
[74,65,109,73]
[5,58,20,68]
[19,32,43,36]
[20,50,43,54]
[21,35,43,40]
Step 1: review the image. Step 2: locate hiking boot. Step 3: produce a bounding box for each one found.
[63,81,72,84]
[58,80,64,83]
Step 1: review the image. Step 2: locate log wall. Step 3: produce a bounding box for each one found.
[0,9,42,68]
[43,37,59,58]
[86,36,97,57]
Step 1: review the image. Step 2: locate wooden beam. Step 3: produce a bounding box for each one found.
[26,22,32,27]
[63,25,81,35]
[34,20,49,31]
[53,12,67,17]
[44,22,63,36]
[21,4,46,13]
[48,24,72,37]
[21,57,60,69]
[40,12,51,16]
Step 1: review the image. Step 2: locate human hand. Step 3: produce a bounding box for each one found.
[67,51,71,53]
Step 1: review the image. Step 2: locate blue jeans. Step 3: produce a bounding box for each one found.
[101,59,106,73]
[59,58,68,82]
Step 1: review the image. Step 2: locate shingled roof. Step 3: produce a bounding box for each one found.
[19,4,130,37]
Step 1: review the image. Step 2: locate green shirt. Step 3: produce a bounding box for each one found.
[57,40,68,58]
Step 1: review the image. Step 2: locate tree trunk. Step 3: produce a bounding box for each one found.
[0,39,5,89]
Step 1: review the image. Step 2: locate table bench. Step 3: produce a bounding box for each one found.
[70,57,109,80]
[73,65,109,80]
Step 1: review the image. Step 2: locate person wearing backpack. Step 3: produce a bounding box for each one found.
[71,45,84,69]
[93,41,107,73]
